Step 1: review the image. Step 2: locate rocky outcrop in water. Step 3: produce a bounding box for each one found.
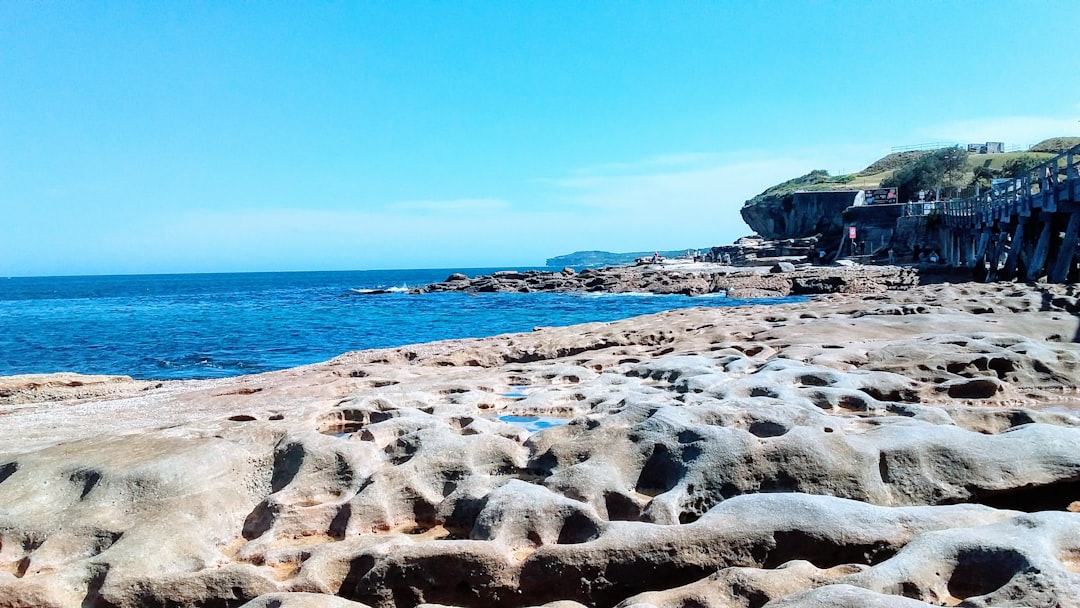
[2,283,1080,607]
[414,263,920,298]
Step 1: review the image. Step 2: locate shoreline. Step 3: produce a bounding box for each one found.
[2,262,952,395]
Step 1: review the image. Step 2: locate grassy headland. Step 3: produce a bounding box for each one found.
[744,137,1070,211]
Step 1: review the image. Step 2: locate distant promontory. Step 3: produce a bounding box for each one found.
[546,248,707,268]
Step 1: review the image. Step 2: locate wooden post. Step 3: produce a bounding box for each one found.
[1049,212,1080,283]
[1020,234,1038,279]
[996,231,1010,276]
[973,229,992,274]
[984,232,999,281]
[1070,149,1078,203]
[1045,162,1057,212]
[987,231,1009,281]
[1026,216,1055,282]
[1002,220,1026,280]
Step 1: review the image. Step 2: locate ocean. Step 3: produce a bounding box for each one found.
[0,269,802,380]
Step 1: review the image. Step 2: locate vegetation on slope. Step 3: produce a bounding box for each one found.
[1030,137,1080,154]
[856,150,931,176]
[740,136,1078,240]
[746,139,1071,211]
[742,170,856,209]
[881,147,969,203]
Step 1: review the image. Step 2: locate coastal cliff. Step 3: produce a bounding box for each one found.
[2,281,1079,607]
[738,138,1072,253]
[739,172,858,241]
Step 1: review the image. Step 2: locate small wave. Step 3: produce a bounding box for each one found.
[688,292,731,299]
[152,354,257,379]
[573,291,675,298]
[349,284,410,295]
[574,291,727,299]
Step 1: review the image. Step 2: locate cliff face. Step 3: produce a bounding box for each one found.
[741,189,858,241]
[739,169,863,241]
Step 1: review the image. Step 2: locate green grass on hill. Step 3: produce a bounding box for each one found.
[968,151,1055,170]
[806,151,1056,193]
[745,137,1078,209]
[856,151,931,176]
[743,170,857,205]
[1030,137,1080,154]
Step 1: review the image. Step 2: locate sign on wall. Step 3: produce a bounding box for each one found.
[863,188,898,204]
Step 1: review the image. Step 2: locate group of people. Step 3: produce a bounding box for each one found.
[651,251,734,265]
[806,243,940,265]
[885,244,939,265]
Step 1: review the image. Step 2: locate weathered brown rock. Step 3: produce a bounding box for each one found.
[2,282,1080,607]
[0,373,150,405]
[414,262,921,297]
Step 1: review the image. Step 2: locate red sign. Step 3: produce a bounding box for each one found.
[849,226,857,239]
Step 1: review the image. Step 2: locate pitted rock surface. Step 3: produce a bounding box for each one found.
[412,263,920,297]
[1,282,1079,607]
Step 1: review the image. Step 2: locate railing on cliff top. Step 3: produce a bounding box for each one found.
[890,142,960,153]
[942,143,1080,228]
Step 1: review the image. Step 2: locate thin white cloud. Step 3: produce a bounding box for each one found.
[386,198,511,215]
[916,115,1080,149]
[568,153,735,177]
[551,143,884,217]
[556,160,792,209]
[84,205,599,272]
[539,148,876,251]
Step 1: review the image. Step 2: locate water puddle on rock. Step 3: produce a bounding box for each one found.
[497,415,569,433]
[501,385,532,399]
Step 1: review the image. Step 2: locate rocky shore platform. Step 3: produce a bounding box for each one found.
[413,262,928,298]
[2,282,1080,607]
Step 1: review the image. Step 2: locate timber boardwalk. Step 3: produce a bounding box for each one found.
[940,143,1080,282]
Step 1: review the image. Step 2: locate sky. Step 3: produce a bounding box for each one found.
[2,1,1079,276]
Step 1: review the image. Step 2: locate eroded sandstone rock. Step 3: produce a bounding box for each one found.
[411,263,920,297]
[2,282,1080,607]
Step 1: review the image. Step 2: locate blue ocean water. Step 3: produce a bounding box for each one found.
[0,269,802,380]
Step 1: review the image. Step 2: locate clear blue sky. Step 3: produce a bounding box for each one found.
[3,1,1079,276]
